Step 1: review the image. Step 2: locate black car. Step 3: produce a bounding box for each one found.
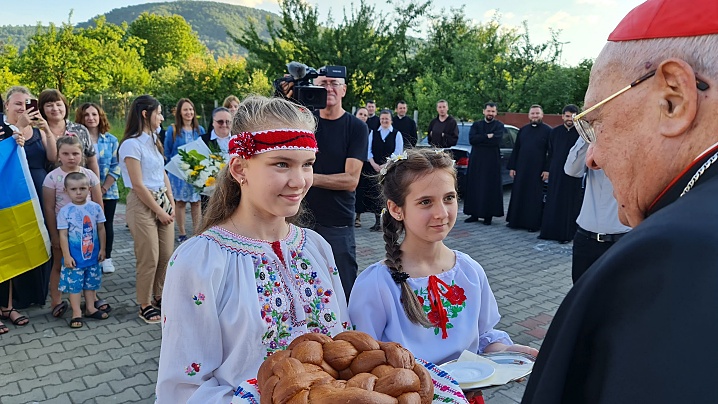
[418,122,519,196]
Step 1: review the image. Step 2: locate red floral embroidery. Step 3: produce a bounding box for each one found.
[414,277,467,339]
[185,362,201,376]
[445,285,466,305]
[427,309,444,325]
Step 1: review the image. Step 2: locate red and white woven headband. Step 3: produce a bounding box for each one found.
[228,128,318,159]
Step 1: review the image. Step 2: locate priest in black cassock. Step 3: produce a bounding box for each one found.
[506,105,551,232]
[538,105,583,242]
[365,100,380,133]
[463,102,505,225]
[522,0,718,402]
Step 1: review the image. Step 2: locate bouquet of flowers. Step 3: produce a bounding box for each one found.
[165,139,226,196]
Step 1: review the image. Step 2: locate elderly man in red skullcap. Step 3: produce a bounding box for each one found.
[521,0,718,403]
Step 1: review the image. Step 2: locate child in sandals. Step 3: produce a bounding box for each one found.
[57,171,109,328]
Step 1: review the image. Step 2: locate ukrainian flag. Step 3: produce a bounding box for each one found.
[0,137,50,282]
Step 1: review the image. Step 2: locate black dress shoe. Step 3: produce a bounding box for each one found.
[482,218,492,225]
[369,223,381,232]
[528,228,538,233]
[464,216,479,223]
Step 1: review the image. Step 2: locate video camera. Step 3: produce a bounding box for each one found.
[274,62,347,110]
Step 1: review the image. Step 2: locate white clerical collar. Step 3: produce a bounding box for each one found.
[210,129,229,141]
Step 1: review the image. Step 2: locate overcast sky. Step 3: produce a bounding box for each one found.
[2,0,647,66]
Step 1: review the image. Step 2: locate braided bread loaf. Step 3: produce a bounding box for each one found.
[257,331,434,404]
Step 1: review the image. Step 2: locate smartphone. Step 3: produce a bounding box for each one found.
[26,99,39,119]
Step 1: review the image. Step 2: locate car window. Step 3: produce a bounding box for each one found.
[458,124,471,146]
[501,126,518,148]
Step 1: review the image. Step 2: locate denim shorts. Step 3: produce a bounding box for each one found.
[59,263,102,294]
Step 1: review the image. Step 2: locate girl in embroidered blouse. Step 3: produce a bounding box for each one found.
[349,148,538,368]
[156,96,351,403]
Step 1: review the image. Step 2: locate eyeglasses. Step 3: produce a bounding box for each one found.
[316,82,344,89]
[573,69,710,144]
[214,120,231,126]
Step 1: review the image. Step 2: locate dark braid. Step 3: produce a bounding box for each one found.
[379,149,456,328]
[382,210,433,327]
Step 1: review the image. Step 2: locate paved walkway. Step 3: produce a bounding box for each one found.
[0,190,573,403]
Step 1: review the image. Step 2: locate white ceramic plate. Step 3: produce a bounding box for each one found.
[439,361,495,384]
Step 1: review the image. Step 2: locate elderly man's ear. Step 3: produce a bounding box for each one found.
[654,58,700,137]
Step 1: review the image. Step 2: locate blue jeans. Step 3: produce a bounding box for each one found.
[312,223,357,302]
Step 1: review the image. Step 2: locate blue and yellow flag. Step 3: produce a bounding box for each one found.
[0,137,50,282]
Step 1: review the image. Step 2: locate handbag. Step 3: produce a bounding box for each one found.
[151,187,174,216]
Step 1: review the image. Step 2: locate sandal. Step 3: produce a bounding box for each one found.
[52,301,69,318]
[69,317,84,329]
[0,308,29,326]
[139,305,161,324]
[94,299,112,313]
[0,321,8,335]
[85,310,109,320]
[354,217,361,228]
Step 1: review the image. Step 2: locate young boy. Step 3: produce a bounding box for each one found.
[57,172,109,328]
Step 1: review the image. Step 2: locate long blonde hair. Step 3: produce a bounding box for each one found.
[199,96,316,233]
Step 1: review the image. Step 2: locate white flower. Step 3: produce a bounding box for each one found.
[389,151,408,163]
[179,162,191,171]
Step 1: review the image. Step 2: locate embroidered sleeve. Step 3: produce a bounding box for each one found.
[305,229,351,330]
[156,240,234,403]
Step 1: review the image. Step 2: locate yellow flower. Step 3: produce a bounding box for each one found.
[194,165,205,170]
[190,170,198,177]
[204,177,216,187]
[219,163,226,170]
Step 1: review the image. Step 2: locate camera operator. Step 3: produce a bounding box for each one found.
[280,70,369,300]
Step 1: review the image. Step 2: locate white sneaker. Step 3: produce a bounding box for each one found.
[102,258,116,274]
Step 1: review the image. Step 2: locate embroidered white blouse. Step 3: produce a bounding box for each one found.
[348,250,512,366]
[156,225,351,404]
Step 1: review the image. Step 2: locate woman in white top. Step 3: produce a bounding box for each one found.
[155,96,350,403]
[119,95,174,324]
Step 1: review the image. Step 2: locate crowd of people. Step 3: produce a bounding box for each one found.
[4,1,718,402]
[0,89,246,330]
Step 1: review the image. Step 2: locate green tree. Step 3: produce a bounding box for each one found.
[0,43,21,92]
[18,22,97,99]
[128,13,207,72]
[234,0,430,109]
[150,54,272,121]
[77,17,150,96]
[413,9,574,130]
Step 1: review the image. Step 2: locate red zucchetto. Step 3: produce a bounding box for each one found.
[608,0,718,42]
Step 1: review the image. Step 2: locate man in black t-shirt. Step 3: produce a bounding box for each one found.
[304,73,368,300]
[427,99,459,148]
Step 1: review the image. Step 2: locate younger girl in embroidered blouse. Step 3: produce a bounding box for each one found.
[349,148,538,370]
[156,96,351,403]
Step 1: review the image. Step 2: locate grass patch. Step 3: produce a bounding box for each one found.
[117,177,129,204]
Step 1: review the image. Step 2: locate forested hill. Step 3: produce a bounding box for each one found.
[0,1,277,56]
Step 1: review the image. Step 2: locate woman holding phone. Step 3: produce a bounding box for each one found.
[0,86,56,331]
[38,89,100,179]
